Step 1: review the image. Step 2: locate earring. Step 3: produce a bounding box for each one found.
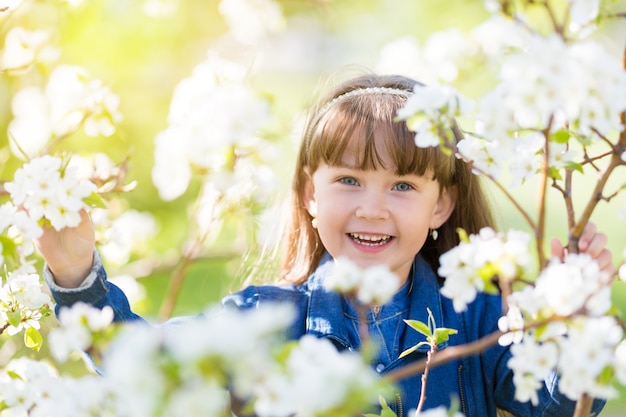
[311,218,317,229]
[430,228,438,241]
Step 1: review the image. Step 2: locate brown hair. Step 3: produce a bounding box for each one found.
[278,73,494,284]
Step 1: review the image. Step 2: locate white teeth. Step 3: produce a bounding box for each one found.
[349,233,391,246]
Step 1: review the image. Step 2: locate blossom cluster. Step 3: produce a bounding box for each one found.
[325,257,401,306]
[1,302,389,417]
[9,65,123,159]
[499,254,619,403]
[152,55,271,200]
[5,155,97,231]
[396,83,472,148]
[0,271,51,350]
[0,201,42,272]
[47,302,114,363]
[438,227,533,312]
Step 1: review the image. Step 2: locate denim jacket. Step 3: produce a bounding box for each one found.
[45,251,604,417]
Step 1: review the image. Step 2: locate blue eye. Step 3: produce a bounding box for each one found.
[340,177,358,186]
[393,182,413,191]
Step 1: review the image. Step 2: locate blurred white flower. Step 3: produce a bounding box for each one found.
[508,338,558,404]
[255,335,383,417]
[0,27,59,72]
[569,0,600,33]
[556,316,621,400]
[46,65,123,137]
[413,406,464,417]
[7,66,123,159]
[614,340,626,386]
[152,54,273,202]
[0,0,22,12]
[219,0,285,45]
[0,358,60,416]
[48,302,114,362]
[99,210,158,266]
[497,306,524,346]
[377,30,474,84]
[325,257,401,306]
[535,254,610,317]
[8,87,52,158]
[143,0,178,18]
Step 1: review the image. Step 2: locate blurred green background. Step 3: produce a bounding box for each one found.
[1,0,626,414]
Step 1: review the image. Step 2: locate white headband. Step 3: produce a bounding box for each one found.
[305,86,412,152]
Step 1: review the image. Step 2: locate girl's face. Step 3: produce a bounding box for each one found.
[303,144,456,285]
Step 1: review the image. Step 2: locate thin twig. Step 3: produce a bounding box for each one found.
[573,393,593,417]
[385,330,503,382]
[536,119,553,269]
[414,344,437,415]
[455,148,537,231]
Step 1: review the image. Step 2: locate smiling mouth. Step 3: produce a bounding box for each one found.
[348,233,393,246]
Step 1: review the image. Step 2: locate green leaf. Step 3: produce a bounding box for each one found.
[399,341,429,358]
[482,277,500,295]
[83,191,107,209]
[6,310,21,327]
[364,395,398,417]
[547,166,562,180]
[403,319,432,338]
[6,370,23,380]
[597,365,614,386]
[456,228,469,243]
[24,327,43,352]
[564,161,583,174]
[552,130,571,144]
[434,328,458,345]
[0,235,17,257]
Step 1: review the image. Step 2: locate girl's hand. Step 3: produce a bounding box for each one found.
[550,222,615,277]
[35,209,96,288]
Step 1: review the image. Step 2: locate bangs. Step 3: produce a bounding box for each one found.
[307,94,457,186]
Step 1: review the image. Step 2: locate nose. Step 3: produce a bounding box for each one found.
[355,192,389,221]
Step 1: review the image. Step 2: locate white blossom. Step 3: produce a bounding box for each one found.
[218,0,285,45]
[569,0,600,33]
[0,27,59,72]
[98,210,158,266]
[46,65,123,138]
[325,257,401,306]
[508,338,558,404]
[5,155,97,231]
[535,254,610,317]
[254,335,383,417]
[439,228,533,312]
[497,306,524,346]
[377,30,475,84]
[152,55,272,201]
[48,302,114,362]
[397,83,473,148]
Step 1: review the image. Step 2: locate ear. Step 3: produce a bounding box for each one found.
[430,186,457,229]
[302,170,317,217]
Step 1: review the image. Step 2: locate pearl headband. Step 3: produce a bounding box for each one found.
[305,86,413,153]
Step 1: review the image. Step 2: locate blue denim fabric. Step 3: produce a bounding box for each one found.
[46,251,605,417]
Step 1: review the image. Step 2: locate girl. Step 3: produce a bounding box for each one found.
[38,73,611,417]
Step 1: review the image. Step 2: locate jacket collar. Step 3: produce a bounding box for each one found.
[304,253,448,353]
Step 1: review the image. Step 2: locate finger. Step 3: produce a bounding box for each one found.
[595,249,616,277]
[582,231,608,258]
[577,222,597,252]
[550,237,565,260]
